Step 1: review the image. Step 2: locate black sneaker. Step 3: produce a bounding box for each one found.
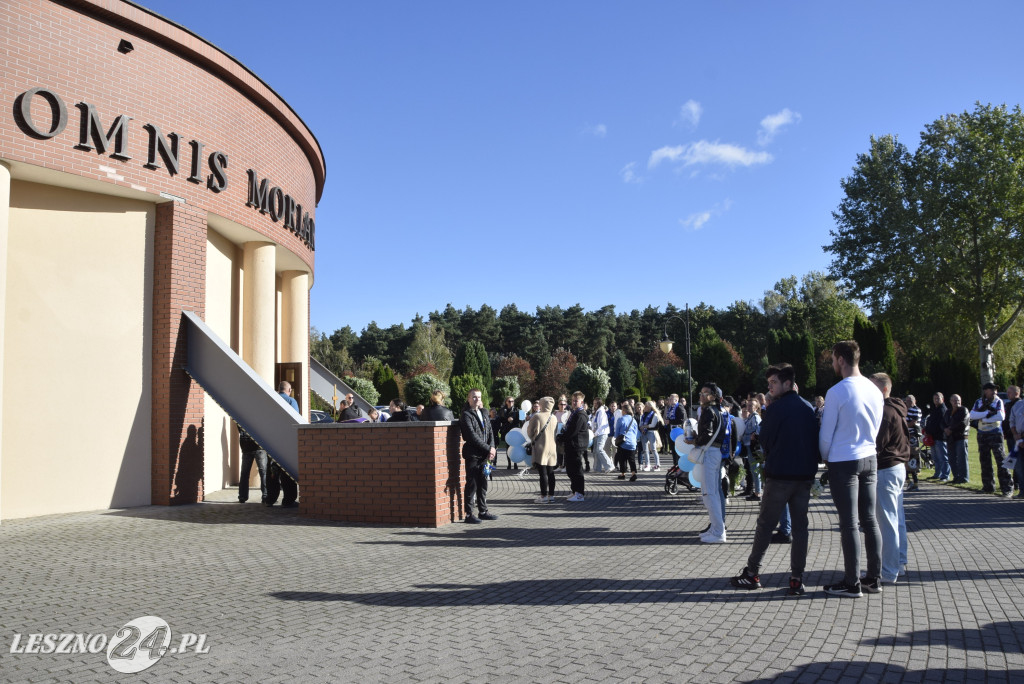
[861,576,882,594]
[465,515,481,524]
[771,532,792,544]
[479,512,498,521]
[824,581,862,598]
[745,493,761,501]
[730,567,761,590]
[787,577,806,596]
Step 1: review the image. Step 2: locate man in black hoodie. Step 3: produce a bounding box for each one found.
[730,363,819,596]
[869,372,910,587]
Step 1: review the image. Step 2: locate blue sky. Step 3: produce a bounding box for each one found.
[139,0,1024,336]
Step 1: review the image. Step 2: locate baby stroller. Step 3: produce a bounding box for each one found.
[914,424,934,470]
[664,465,695,495]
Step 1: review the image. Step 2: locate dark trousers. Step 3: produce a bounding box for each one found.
[616,446,637,473]
[266,461,297,506]
[464,457,489,515]
[829,457,881,585]
[239,448,268,502]
[659,425,672,453]
[537,465,556,496]
[565,446,585,494]
[747,478,812,577]
[978,431,1011,492]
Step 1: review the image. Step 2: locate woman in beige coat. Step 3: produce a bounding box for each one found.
[527,396,559,502]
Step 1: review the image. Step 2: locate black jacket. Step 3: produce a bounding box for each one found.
[387,410,417,422]
[459,403,495,460]
[497,405,521,437]
[558,407,590,451]
[946,406,970,442]
[759,390,820,481]
[924,404,948,441]
[421,404,455,421]
[338,405,364,421]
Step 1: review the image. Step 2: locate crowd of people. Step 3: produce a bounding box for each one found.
[451,339,1023,598]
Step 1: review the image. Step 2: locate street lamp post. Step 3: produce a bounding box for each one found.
[659,304,693,413]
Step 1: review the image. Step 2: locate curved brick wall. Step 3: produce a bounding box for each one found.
[0,0,323,272]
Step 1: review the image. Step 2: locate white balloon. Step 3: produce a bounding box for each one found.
[520,399,532,412]
[675,435,694,457]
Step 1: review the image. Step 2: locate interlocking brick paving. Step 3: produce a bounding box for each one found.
[1,467,1022,683]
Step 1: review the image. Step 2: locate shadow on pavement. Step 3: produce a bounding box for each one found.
[862,619,1024,654]
[743,661,1024,683]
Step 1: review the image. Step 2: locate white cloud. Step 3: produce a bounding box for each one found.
[620,161,642,184]
[648,141,772,169]
[681,210,712,230]
[757,108,801,145]
[677,99,702,128]
[582,123,607,138]
[680,199,732,231]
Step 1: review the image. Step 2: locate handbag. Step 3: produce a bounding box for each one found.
[688,412,724,465]
[614,416,635,447]
[525,412,554,456]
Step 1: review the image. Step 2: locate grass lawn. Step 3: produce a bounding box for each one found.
[916,436,1019,496]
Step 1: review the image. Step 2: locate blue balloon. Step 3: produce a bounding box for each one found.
[678,457,695,473]
[508,444,530,464]
[688,467,701,488]
[670,427,684,441]
[504,428,529,448]
[555,422,565,435]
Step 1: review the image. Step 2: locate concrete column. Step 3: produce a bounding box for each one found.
[281,270,310,419]
[0,162,9,520]
[242,242,276,384]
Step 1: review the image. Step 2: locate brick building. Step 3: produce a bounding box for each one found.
[0,0,325,519]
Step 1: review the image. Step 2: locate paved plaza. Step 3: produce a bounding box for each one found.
[1,467,1022,683]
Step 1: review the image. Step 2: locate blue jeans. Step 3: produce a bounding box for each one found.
[777,503,791,535]
[700,457,726,538]
[876,464,907,582]
[950,440,970,482]
[828,457,882,585]
[931,439,950,480]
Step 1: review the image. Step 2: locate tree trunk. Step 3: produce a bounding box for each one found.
[978,335,995,386]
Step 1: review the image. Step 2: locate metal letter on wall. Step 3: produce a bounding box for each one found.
[75,103,131,160]
[14,87,68,139]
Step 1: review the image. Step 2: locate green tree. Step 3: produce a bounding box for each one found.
[693,327,742,392]
[567,363,611,404]
[491,375,522,407]
[343,376,379,406]
[372,364,400,403]
[404,373,450,408]
[828,104,1024,385]
[405,320,453,381]
[453,340,492,390]
[607,350,636,402]
[535,348,577,399]
[449,374,485,415]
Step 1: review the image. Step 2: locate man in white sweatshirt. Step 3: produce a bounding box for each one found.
[818,340,884,598]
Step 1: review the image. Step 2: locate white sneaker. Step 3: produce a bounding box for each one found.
[700,533,726,543]
[642,465,651,472]
[567,493,585,502]
[548,496,556,503]
[652,466,660,471]
[535,496,549,503]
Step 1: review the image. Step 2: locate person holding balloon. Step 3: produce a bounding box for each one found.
[526,397,559,502]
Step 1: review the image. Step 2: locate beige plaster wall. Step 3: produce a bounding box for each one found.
[203,228,240,493]
[2,181,153,518]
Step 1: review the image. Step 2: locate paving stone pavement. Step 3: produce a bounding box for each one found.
[1,466,1023,683]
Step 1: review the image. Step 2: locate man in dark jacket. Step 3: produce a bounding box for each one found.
[924,393,950,481]
[459,388,498,523]
[945,394,971,484]
[870,373,911,586]
[337,393,364,421]
[558,391,590,502]
[730,363,819,596]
